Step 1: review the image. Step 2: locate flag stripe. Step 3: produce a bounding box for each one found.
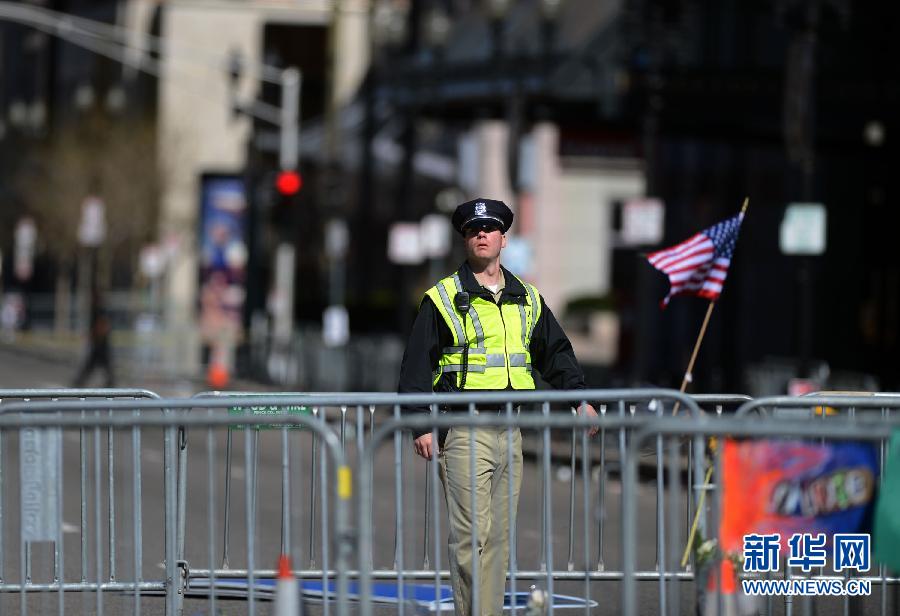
[647,234,706,263]
[649,242,709,267]
[657,249,716,275]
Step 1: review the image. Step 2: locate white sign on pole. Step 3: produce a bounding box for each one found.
[621,198,665,246]
[325,219,350,259]
[780,203,827,255]
[78,196,107,247]
[322,305,349,348]
[420,214,452,258]
[387,222,424,265]
[502,236,534,277]
[457,132,479,193]
[139,244,166,279]
[272,243,296,344]
[14,217,37,281]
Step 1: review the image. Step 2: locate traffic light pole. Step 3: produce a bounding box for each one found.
[271,67,301,352]
[279,67,301,171]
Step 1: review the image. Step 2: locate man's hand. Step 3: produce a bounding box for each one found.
[578,403,600,437]
[414,433,438,459]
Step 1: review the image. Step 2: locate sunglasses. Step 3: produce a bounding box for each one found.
[464,222,502,235]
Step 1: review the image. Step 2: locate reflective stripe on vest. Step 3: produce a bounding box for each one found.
[424,273,542,390]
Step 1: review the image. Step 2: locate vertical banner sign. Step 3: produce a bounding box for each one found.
[19,428,61,542]
[198,175,248,344]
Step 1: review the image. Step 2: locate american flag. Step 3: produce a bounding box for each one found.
[646,212,745,307]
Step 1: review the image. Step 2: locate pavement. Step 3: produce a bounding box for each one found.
[0,329,277,396]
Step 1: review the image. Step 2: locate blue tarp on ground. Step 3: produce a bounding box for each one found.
[185,577,599,611]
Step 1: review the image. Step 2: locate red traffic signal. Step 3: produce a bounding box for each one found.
[275,170,302,196]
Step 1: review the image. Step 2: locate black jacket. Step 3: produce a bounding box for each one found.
[397,261,587,437]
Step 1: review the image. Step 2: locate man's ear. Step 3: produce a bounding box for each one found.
[501,233,508,249]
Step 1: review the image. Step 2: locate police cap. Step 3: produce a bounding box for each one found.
[451,198,514,235]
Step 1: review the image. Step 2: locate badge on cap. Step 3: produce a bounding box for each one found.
[475,202,486,215]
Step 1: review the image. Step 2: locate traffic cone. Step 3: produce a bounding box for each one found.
[273,554,301,616]
[207,361,229,389]
[702,560,757,616]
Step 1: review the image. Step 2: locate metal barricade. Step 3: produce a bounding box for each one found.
[352,389,704,616]
[177,390,741,615]
[622,395,900,616]
[0,395,353,616]
[20,389,900,616]
[0,389,165,614]
[186,391,374,616]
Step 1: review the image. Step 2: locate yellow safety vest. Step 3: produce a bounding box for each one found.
[424,272,542,390]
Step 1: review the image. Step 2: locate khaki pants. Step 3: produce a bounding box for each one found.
[439,426,523,616]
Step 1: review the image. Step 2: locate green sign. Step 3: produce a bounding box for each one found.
[227,405,312,430]
[875,430,900,572]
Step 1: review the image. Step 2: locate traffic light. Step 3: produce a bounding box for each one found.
[275,169,302,196]
[265,169,302,231]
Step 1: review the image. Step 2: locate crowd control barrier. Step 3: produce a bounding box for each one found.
[347,389,701,616]
[0,389,713,615]
[0,395,352,616]
[0,389,166,615]
[189,390,727,616]
[2,390,898,616]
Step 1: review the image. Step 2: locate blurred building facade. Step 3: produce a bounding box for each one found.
[355,0,899,394]
[1,0,898,394]
[151,0,369,375]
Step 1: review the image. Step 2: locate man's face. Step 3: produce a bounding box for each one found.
[463,222,507,262]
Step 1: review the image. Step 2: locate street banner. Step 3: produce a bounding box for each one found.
[720,439,878,554]
[198,175,248,345]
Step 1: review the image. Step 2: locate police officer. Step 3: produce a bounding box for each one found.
[397,198,598,616]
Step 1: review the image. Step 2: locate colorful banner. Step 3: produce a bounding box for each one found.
[720,439,878,554]
[198,175,248,345]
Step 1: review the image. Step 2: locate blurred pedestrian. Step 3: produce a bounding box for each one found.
[72,292,115,388]
[398,198,599,616]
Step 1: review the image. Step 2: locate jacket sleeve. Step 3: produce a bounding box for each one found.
[397,296,451,436]
[529,296,587,391]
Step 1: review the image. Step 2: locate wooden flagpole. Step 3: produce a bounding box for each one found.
[677,196,750,568]
[671,301,716,416]
[671,196,749,416]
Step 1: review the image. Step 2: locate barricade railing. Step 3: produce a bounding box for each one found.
[352,389,703,616]
[180,390,745,616]
[0,389,165,615]
[21,390,900,616]
[187,391,376,616]
[0,395,352,616]
[623,395,900,616]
